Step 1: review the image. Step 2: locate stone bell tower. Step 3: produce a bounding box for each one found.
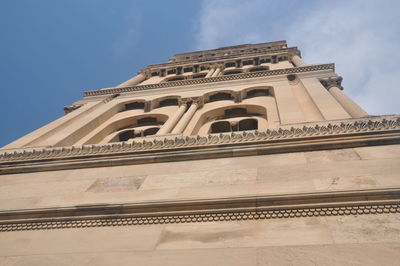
[0,41,399,265]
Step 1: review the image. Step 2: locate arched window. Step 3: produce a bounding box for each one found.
[124,102,145,111]
[118,130,135,141]
[193,73,206,79]
[210,121,231,133]
[167,76,185,82]
[208,92,234,103]
[137,117,158,126]
[223,70,242,75]
[239,119,258,131]
[209,119,258,134]
[159,98,178,107]
[183,67,193,73]
[224,107,247,118]
[117,126,160,142]
[225,62,236,68]
[259,58,271,64]
[244,89,269,99]
[249,66,269,72]
[167,69,176,75]
[144,127,159,136]
[242,60,254,66]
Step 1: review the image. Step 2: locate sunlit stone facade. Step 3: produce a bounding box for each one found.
[1,41,399,265]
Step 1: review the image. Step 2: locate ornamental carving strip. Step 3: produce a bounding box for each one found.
[84,64,334,97]
[0,116,399,163]
[1,203,399,232]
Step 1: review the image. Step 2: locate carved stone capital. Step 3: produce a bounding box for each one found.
[192,96,204,108]
[180,97,204,108]
[212,63,224,70]
[320,76,343,90]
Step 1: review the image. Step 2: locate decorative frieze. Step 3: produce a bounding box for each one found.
[0,115,399,164]
[1,188,399,232]
[2,203,398,232]
[84,64,335,97]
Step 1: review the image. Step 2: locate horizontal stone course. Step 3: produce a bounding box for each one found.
[1,188,399,232]
[1,115,398,164]
[84,64,334,97]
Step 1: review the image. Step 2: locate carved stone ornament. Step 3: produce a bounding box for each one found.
[1,115,399,165]
[0,188,399,232]
[180,97,204,108]
[320,76,343,90]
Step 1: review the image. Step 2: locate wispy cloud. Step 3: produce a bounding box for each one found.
[195,0,400,115]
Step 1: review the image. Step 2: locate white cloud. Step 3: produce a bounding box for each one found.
[195,0,400,115]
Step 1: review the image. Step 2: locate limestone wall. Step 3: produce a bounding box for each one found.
[0,144,399,265]
[0,145,399,211]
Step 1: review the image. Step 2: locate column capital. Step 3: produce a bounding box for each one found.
[180,97,204,108]
[320,76,343,90]
[212,63,224,70]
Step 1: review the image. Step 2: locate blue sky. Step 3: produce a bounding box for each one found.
[1,0,399,147]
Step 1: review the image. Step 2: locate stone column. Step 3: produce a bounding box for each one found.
[321,77,368,118]
[171,99,202,134]
[115,72,146,88]
[212,67,221,77]
[205,68,215,78]
[291,55,306,67]
[156,104,187,135]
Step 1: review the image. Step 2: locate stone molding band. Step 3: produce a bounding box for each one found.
[84,64,334,97]
[1,188,399,232]
[0,116,399,175]
[1,116,399,166]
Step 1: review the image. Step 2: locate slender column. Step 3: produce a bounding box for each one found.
[156,104,187,135]
[291,55,306,67]
[321,77,368,118]
[115,73,146,88]
[171,101,200,134]
[205,68,215,78]
[211,67,221,77]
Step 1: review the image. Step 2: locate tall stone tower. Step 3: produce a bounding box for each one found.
[1,41,399,265]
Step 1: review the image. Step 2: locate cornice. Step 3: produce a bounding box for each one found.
[0,115,399,174]
[172,40,287,57]
[1,188,399,232]
[85,64,334,97]
[148,46,298,68]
